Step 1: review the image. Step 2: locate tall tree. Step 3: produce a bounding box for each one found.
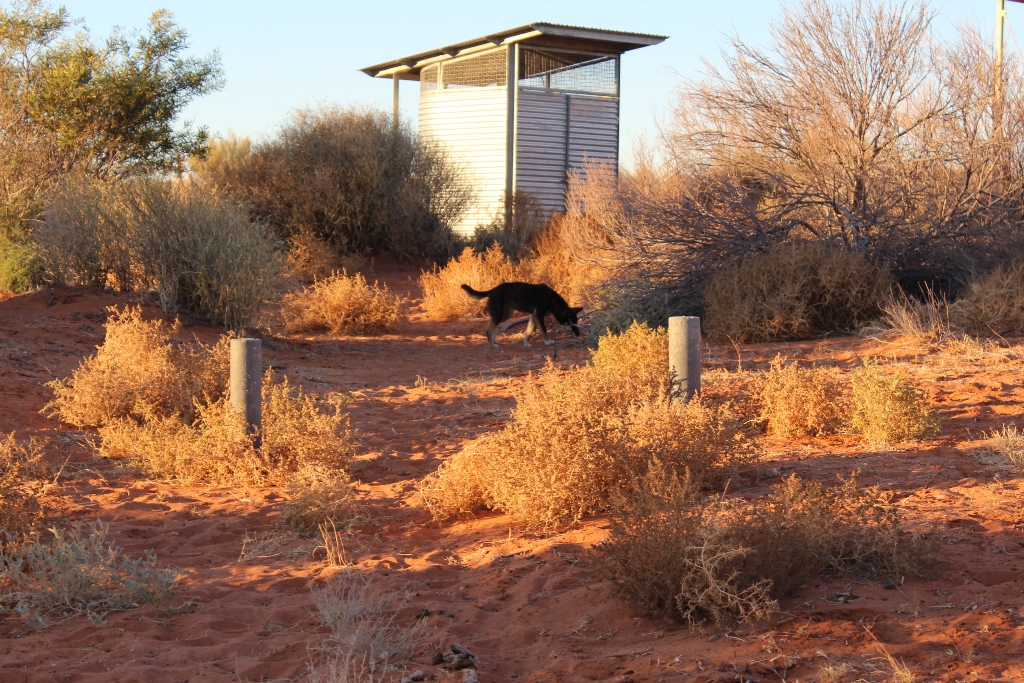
[0,0,223,215]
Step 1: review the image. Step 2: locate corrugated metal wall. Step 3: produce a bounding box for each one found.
[515,90,568,218]
[419,87,508,236]
[568,95,619,176]
[515,91,618,216]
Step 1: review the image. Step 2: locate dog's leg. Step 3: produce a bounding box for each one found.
[523,315,536,347]
[538,313,554,346]
[487,320,499,347]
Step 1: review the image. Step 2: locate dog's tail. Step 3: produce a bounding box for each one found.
[460,284,493,300]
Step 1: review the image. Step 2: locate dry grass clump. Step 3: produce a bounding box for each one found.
[310,573,432,674]
[0,434,52,553]
[705,243,891,343]
[879,289,951,341]
[756,356,847,437]
[850,360,939,446]
[601,466,927,626]
[988,425,1024,470]
[46,306,227,427]
[420,323,753,529]
[99,374,355,486]
[0,520,178,628]
[949,264,1024,337]
[281,272,403,335]
[420,244,523,320]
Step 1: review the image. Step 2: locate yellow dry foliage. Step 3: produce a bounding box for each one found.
[99,373,355,486]
[850,360,939,446]
[755,356,848,437]
[281,272,403,335]
[420,323,752,529]
[45,306,228,427]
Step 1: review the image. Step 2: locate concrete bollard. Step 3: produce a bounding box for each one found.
[230,338,262,447]
[668,316,701,404]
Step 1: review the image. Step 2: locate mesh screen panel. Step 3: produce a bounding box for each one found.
[518,50,616,95]
[440,49,507,89]
[421,64,438,92]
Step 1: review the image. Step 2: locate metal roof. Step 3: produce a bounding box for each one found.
[360,22,667,80]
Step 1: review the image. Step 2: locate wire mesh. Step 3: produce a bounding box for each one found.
[518,49,617,95]
[420,64,439,92]
[439,49,507,89]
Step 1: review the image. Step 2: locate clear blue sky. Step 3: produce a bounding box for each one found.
[56,1,1015,164]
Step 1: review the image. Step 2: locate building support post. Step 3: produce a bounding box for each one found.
[230,338,262,447]
[392,73,400,133]
[668,316,701,404]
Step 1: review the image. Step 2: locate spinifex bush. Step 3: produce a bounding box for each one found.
[756,356,848,437]
[601,466,927,626]
[281,272,403,335]
[850,360,939,446]
[705,242,891,343]
[99,374,355,486]
[420,323,752,529]
[0,520,178,628]
[46,306,228,427]
[0,433,52,553]
[419,244,524,320]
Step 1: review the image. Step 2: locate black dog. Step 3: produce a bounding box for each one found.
[461,282,582,347]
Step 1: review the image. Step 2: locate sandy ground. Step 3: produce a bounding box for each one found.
[1,264,1023,683]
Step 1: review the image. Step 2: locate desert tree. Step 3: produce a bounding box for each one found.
[562,0,1024,318]
[0,1,223,217]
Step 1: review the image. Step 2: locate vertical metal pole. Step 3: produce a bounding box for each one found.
[668,316,701,404]
[230,338,262,447]
[392,73,400,133]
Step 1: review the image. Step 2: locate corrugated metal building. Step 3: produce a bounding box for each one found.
[361,23,666,235]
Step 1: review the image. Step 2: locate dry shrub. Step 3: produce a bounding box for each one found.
[419,244,523,320]
[311,573,432,674]
[199,106,468,260]
[281,272,403,335]
[281,463,357,534]
[0,520,178,628]
[46,306,227,427]
[99,374,355,486]
[600,463,776,625]
[601,466,927,626]
[756,356,848,437]
[0,434,51,552]
[420,323,752,529]
[850,360,939,446]
[287,231,343,283]
[705,243,891,343]
[37,178,283,329]
[949,264,1024,336]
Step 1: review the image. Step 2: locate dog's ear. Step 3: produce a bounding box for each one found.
[570,307,584,315]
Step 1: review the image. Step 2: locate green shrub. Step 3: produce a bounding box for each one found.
[850,360,939,446]
[705,242,891,343]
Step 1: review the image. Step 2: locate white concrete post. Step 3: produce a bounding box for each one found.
[230,338,262,447]
[668,316,701,404]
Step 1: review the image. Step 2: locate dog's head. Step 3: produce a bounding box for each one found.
[558,307,584,337]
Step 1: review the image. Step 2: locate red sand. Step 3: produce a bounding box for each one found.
[1,266,1023,682]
